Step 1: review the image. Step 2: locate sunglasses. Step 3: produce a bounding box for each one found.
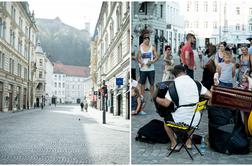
[144,36,150,40]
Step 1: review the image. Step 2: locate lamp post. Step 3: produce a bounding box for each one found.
[101,79,107,124]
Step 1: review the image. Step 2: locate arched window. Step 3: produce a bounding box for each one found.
[110,19,114,42]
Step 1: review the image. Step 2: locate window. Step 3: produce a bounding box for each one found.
[242,24,245,31]
[195,1,198,12]
[39,59,43,66]
[59,83,61,88]
[55,83,57,88]
[110,19,114,41]
[24,67,27,79]
[185,21,189,28]
[55,91,57,95]
[236,7,240,15]
[249,23,252,32]
[11,5,16,21]
[19,17,23,29]
[139,2,147,15]
[235,24,240,31]
[213,22,217,29]
[63,83,64,88]
[194,21,198,28]
[0,52,4,69]
[204,1,208,12]
[9,58,14,74]
[204,21,208,28]
[117,43,122,63]
[186,1,190,12]
[0,18,6,39]
[250,8,252,15]
[39,71,42,78]
[17,63,21,77]
[213,1,217,12]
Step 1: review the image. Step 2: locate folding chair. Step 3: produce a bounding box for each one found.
[165,100,208,160]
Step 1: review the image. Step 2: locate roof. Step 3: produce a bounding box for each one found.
[53,63,90,77]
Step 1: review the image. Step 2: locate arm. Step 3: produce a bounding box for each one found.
[185,51,190,67]
[155,96,171,107]
[232,63,236,78]
[137,48,143,67]
[150,47,159,64]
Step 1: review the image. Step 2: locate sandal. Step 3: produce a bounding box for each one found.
[169,145,180,151]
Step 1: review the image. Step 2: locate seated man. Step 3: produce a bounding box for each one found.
[155,65,212,150]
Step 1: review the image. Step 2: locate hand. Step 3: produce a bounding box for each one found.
[214,78,219,85]
[147,60,153,66]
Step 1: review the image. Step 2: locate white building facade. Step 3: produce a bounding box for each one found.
[53,63,89,104]
[53,73,66,104]
[165,1,185,53]
[91,2,130,119]
[178,0,252,47]
[0,2,38,112]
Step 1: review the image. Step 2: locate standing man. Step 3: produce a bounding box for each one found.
[181,33,196,79]
[138,30,159,98]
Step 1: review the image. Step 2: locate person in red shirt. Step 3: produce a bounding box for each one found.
[180,33,196,79]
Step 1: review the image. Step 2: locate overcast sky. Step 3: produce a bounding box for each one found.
[28,0,102,35]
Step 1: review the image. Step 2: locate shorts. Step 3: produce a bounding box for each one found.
[164,112,174,124]
[139,70,155,85]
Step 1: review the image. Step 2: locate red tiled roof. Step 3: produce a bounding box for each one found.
[53,63,90,77]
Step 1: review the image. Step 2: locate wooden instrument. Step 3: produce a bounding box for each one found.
[210,86,252,112]
[210,85,252,135]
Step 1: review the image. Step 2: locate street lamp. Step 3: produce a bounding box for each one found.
[101,74,107,124]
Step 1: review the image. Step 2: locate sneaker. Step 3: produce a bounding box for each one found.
[138,111,146,115]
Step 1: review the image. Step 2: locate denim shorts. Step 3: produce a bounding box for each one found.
[219,81,233,88]
[139,70,155,85]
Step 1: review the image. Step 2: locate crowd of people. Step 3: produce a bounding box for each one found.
[131,29,252,149]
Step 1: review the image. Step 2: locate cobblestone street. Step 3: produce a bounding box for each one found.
[131,52,252,164]
[0,105,129,164]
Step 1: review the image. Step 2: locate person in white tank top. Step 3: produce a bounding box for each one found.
[137,31,159,98]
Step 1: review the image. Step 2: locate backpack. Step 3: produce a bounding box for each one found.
[208,106,249,155]
[135,119,170,144]
[154,80,202,117]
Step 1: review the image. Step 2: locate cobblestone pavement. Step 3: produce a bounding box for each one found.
[131,52,252,164]
[0,105,129,164]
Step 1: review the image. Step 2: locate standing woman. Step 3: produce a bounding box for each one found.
[162,44,174,81]
[215,41,227,66]
[238,46,251,87]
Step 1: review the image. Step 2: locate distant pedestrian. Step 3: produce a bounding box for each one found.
[162,44,174,81]
[197,46,203,67]
[41,102,44,110]
[214,41,227,66]
[180,33,196,79]
[84,97,88,112]
[80,102,84,111]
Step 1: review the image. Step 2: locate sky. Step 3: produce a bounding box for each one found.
[28,0,102,35]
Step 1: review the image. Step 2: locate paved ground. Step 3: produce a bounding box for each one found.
[0,105,129,164]
[131,52,252,164]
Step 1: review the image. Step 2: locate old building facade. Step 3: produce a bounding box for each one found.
[91,2,130,119]
[0,2,38,112]
[178,0,252,47]
[53,63,89,104]
[132,2,167,55]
